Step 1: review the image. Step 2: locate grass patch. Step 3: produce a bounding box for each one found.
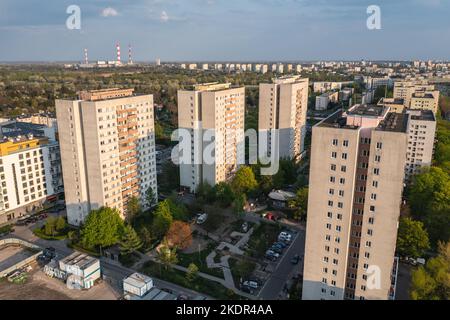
[0,224,14,235]
[177,242,223,279]
[141,260,243,300]
[246,222,282,259]
[33,227,68,241]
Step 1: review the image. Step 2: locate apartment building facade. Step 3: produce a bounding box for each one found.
[56,89,157,226]
[393,80,439,113]
[177,83,245,193]
[259,76,309,160]
[404,109,436,179]
[303,105,408,300]
[0,135,61,224]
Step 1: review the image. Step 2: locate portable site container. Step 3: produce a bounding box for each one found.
[123,272,154,297]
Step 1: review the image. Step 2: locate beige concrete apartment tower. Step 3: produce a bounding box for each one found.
[56,89,157,226]
[178,83,245,193]
[259,76,309,161]
[303,105,407,300]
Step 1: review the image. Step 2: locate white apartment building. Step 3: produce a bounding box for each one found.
[259,76,309,160]
[56,89,157,226]
[315,91,339,111]
[0,135,60,224]
[303,105,408,300]
[177,83,245,192]
[404,109,436,179]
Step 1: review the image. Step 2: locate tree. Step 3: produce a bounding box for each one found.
[233,193,247,216]
[126,196,142,222]
[165,221,192,249]
[157,240,178,270]
[151,200,174,239]
[410,242,450,300]
[138,226,154,249]
[44,217,57,236]
[186,263,199,282]
[119,225,143,255]
[80,207,125,250]
[231,166,258,195]
[197,182,215,204]
[397,217,430,258]
[145,187,157,208]
[288,187,309,221]
[408,167,450,245]
[214,182,235,207]
[55,216,66,232]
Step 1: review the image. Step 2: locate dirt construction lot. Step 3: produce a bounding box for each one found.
[0,267,119,300]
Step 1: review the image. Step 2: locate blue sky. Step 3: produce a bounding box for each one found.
[0,0,449,61]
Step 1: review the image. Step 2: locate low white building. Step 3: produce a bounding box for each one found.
[315,91,339,111]
[123,273,154,298]
[59,252,101,290]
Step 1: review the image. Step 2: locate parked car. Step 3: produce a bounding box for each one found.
[270,246,283,255]
[291,255,300,265]
[274,241,288,248]
[15,215,31,226]
[241,222,249,233]
[196,213,208,225]
[243,280,259,289]
[177,294,189,300]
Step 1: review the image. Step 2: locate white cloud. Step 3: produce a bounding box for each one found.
[160,11,169,22]
[101,7,119,17]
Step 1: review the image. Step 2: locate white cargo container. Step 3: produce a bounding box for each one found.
[123,273,154,297]
[59,251,101,289]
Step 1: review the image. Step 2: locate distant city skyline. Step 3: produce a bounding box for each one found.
[0,0,449,62]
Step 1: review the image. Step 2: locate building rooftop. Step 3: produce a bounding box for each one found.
[273,75,307,85]
[317,110,359,130]
[124,272,153,288]
[78,88,135,101]
[378,97,405,105]
[376,112,408,133]
[407,109,436,121]
[347,104,387,117]
[192,82,232,92]
[59,251,98,271]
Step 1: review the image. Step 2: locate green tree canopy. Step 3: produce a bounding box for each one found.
[214,182,236,207]
[55,216,66,232]
[157,240,178,270]
[186,263,199,282]
[151,200,174,238]
[397,217,430,258]
[80,207,125,249]
[145,187,157,208]
[126,196,142,222]
[288,187,309,221]
[410,242,450,300]
[231,166,258,195]
[119,225,143,255]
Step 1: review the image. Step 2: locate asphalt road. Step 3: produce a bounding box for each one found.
[258,229,305,300]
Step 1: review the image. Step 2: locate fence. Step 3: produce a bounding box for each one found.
[0,238,43,277]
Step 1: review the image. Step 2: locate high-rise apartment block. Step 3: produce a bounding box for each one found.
[303,105,408,300]
[259,76,309,160]
[56,89,157,226]
[393,80,439,113]
[404,109,436,179]
[177,83,245,193]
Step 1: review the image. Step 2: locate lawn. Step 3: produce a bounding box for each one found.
[246,222,282,259]
[177,242,223,278]
[140,260,244,300]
